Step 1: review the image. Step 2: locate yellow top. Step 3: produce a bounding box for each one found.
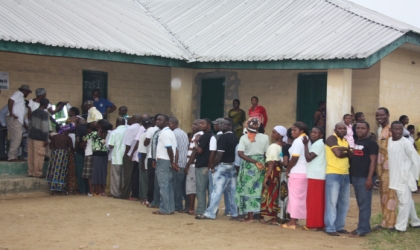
[325,134,350,174]
[415,139,420,156]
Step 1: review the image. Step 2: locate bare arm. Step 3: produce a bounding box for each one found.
[184,148,197,174]
[8,99,17,119]
[365,154,377,190]
[207,151,216,170]
[286,156,298,175]
[263,161,275,187]
[144,138,151,146]
[303,137,317,162]
[167,147,179,172]
[212,151,224,169]
[105,104,117,115]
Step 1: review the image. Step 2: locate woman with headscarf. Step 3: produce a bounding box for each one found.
[235,117,269,222]
[228,99,246,140]
[248,96,268,133]
[260,126,288,224]
[282,122,310,229]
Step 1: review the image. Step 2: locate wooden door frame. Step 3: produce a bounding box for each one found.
[296,72,327,123]
[82,70,108,103]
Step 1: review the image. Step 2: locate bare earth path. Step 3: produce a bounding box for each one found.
[2,192,417,250]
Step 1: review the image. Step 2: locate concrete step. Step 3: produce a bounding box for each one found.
[0,161,49,176]
[0,175,49,195]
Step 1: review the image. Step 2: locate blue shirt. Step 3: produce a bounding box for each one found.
[92,97,114,114]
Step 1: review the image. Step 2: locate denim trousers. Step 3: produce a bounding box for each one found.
[173,168,187,211]
[352,176,375,235]
[155,159,174,214]
[204,163,238,219]
[208,169,231,215]
[324,174,350,233]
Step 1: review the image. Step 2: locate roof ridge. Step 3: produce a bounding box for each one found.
[134,0,196,62]
[324,0,413,34]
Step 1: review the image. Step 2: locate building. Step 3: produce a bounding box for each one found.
[1,0,419,135]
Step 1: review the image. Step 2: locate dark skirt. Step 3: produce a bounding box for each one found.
[260,164,281,217]
[66,151,78,192]
[82,155,93,179]
[92,155,108,185]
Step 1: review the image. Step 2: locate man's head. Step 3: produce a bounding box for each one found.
[318,101,326,111]
[221,118,233,133]
[355,121,370,139]
[355,112,365,122]
[35,88,47,98]
[334,122,347,138]
[399,115,409,125]
[192,119,200,134]
[116,117,125,127]
[251,96,259,106]
[131,114,142,124]
[18,85,32,98]
[391,121,404,141]
[199,118,212,132]
[212,118,223,132]
[92,89,101,101]
[376,107,389,126]
[168,117,179,131]
[343,114,352,126]
[84,100,94,110]
[118,106,128,116]
[156,115,169,129]
[141,117,152,129]
[69,107,80,117]
[39,98,50,109]
[407,125,415,135]
[150,117,156,127]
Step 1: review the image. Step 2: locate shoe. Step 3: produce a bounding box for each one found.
[410,225,420,228]
[371,225,383,231]
[337,229,350,234]
[389,227,404,233]
[325,232,340,236]
[87,193,93,197]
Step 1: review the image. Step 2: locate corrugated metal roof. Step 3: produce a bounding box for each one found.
[138,0,418,62]
[0,0,419,63]
[0,0,191,60]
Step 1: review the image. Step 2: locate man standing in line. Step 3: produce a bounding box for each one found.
[7,85,32,161]
[196,118,239,220]
[27,98,49,178]
[108,118,127,198]
[374,107,397,230]
[144,115,160,207]
[194,118,216,216]
[349,122,378,237]
[388,121,420,232]
[91,89,116,117]
[152,115,179,215]
[168,117,189,213]
[137,116,153,205]
[324,122,352,236]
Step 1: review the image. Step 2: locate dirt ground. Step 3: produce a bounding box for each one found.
[1,192,419,250]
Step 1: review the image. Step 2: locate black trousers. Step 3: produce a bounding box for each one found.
[131,161,139,198]
[147,158,155,203]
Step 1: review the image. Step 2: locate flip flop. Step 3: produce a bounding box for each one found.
[195,215,213,220]
[187,210,196,215]
[240,219,255,223]
[147,204,159,208]
[281,223,296,229]
[152,210,174,215]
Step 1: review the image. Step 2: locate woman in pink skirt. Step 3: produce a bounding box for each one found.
[282,122,309,229]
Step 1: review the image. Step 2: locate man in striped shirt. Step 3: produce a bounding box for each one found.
[169,117,189,213]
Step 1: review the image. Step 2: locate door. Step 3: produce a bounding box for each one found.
[200,78,225,123]
[82,70,108,103]
[296,73,327,129]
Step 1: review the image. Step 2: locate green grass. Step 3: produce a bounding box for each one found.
[366,203,420,250]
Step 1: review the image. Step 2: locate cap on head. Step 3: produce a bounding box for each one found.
[212,118,224,125]
[18,85,32,93]
[35,88,46,97]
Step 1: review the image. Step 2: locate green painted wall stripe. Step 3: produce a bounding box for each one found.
[1,33,419,70]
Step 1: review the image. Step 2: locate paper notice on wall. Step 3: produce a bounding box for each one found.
[0,72,9,90]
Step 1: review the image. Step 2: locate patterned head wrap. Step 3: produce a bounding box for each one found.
[246,117,261,142]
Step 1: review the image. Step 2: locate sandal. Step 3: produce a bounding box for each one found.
[147,204,159,208]
[240,219,255,223]
[101,193,107,196]
[187,210,196,215]
[325,232,340,236]
[141,200,150,205]
[152,210,174,215]
[349,231,366,238]
[195,215,213,220]
[337,229,350,234]
[281,223,296,229]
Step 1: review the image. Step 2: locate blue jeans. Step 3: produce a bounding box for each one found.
[352,176,375,235]
[204,163,238,219]
[324,174,350,233]
[173,168,186,211]
[155,159,174,214]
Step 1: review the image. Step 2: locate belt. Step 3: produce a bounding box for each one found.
[156,158,170,161]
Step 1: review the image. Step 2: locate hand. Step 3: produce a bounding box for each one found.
[44,141,49,146]
[194,134,202,143]
[286,170,290,177]
[263,176,269,188]
[302,136,309,145]
[152,161,156,168]
[365,178,373,190]
[10,114,18,119]
[255,162,264,170]
[140,164,146,172]
[184,166,189,175]
[172,163,180,172]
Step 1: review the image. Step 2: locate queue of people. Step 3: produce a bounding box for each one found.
[2,87,420,237]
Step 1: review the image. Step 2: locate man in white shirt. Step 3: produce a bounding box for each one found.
[7,85,32,161]
[152,115,179,215]
[144,116,160,207]
[137,116,153,205]
[108,118,127,198]
[388,121,420,232]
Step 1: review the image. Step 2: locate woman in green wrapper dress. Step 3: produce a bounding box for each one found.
[235,117,270,222]
[228,99,246,140]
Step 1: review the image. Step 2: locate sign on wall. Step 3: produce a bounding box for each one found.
[0,72,9,90]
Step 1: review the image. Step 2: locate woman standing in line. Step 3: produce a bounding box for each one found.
[228,99,246,140]
[277,128,293,223]
[236,117,269,222]
[260,126,287,224]
[303,126,326,230]
[282,122,310,229]
[248,96,268,133]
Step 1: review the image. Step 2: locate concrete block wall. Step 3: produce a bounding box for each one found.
[0,51,172,123]
[379,48,420,130]
[351,62,380,126]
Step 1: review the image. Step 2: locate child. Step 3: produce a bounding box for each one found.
[82,122,96,196]
[46,128,74,195]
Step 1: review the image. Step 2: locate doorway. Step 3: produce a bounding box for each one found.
[296,73,327,129]
[200,77,225,121]
[82,70,108,103]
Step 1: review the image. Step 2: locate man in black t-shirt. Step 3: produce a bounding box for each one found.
[194,118,216,216]
[196,118,239,220]
[349,121,378,237]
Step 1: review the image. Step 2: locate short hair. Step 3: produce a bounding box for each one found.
[391,121,403,128]
[233,99,240,105]
[286,128,293,139]
[356,121,370,129]
[407,125,415,130]
[355,112,364,121]
[92,88,100,94]
[377,107,389,115]
[318,101,326,107]
[313,126,325,135]
[251,96,259,102]
[70,107,80,116]
[40,98,50,106]
[399,115,408,122]
[292,121,309,135]
[119,106,128,111]
[343,114,352,119]
[168,117,179,125]
[154,113,162,121]
[223,118,234,126]
[158,114,169,122]
[141,117,151,126]
[201,118,212,125]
